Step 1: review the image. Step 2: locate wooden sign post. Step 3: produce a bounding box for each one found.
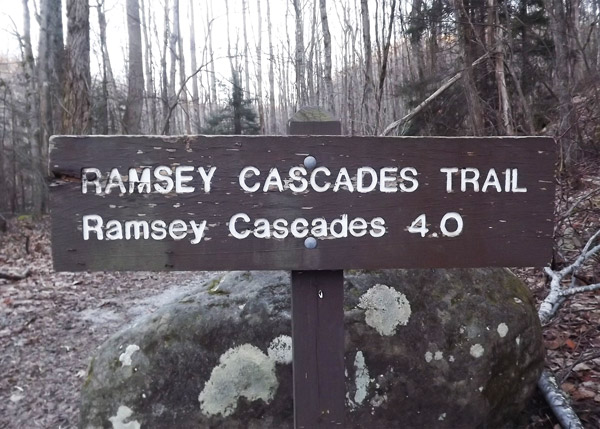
[50,113,555,428]
[288,110,344,428]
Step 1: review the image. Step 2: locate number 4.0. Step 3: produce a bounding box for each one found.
[408,212,463,238]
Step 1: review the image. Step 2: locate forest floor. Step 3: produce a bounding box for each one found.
[0,167,599,428]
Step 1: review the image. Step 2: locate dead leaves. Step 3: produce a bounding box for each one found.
[0,216,195,427]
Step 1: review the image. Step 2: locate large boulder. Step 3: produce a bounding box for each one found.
[80,269,544,428]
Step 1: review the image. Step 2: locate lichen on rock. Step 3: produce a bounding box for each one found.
[357,284,411,336]
[118,345,140,367]
[108,405,140,429]
[267,335,292,364]
[80,268,544,428]
[198,344,278,417]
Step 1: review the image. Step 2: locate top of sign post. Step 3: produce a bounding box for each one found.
[50,135,555,272]
[287,106,342,135]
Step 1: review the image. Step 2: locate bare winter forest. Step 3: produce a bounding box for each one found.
[1,0,600,427]
[0,0,599,214]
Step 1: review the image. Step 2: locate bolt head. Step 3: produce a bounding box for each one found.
[304,237,317,249]
[303,156,317,170]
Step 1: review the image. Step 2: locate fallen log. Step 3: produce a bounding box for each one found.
[0,268,31,281]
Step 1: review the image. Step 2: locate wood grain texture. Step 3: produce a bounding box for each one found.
[50,135,555,271]
[292,270,345,428]
[290,116,345,429]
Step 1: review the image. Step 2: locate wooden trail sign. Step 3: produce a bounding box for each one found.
[50,120,555,429]
[50,135,555,272]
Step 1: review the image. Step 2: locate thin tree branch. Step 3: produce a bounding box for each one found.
[559,283,600,297]
[381,53,489,136]
[161,61,211,135]
[559,188,600,223]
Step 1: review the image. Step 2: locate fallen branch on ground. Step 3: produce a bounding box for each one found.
[539,229,600,325]
[538,370,584,429]
[536,228,600,428]
[0,268,31,281]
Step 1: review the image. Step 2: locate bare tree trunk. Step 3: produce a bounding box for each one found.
[409,0,425,81]
[199,40,207,126]
[267,0,276,133]
[568,0,583,83]
[320,0,334,114]
[96,0,110,133]
[360,0,374,134]
[123,0,144,134]
[501,1,533,134]
[38,0,64,158]
[489,0,513,135]
[285,2,292,120]
[141,0,157,133]
[545,0,583,168]
[429,0,441,75]
[22,0,43,215]
[340,3,349,131]
[207,2,218,111]
[225,0,235,76]
[242,0,251,100]
[306,0,316,104]
[349,1,359,135]
[293,0,307,106]
[374,0,382,74]
[95,1,107,133]
[161,0,170,134]
[315,25,322,106]
[63,0,91,134]
[11,107,20,211]
[189,0,201,132]
[596,0,600,68]
[169,0,179,132]
[505,60,534,134]
[174,0,191,134]
[256,0,265,134]
[103,1,119,133]
[374,0,396,134]
[225,0,242,134]
[281,45,290,126]
[0,85,11,213]
[453,0,485,135]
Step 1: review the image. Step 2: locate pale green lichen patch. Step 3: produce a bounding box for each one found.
[470,344,485,358]
[357,284,411,336]
[118,345,140,367]
[353,351,370,406]
[198,344,278,417]
[267,335,292,364]
[108,405,140,429]
[206,276,228,295]
[497,323,509,338]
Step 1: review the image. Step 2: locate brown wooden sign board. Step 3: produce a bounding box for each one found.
[50,135,555,272]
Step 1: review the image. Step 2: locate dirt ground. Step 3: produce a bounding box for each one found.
[0,168,599,428]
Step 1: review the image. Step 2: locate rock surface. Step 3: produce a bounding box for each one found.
[80,268,544,428]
